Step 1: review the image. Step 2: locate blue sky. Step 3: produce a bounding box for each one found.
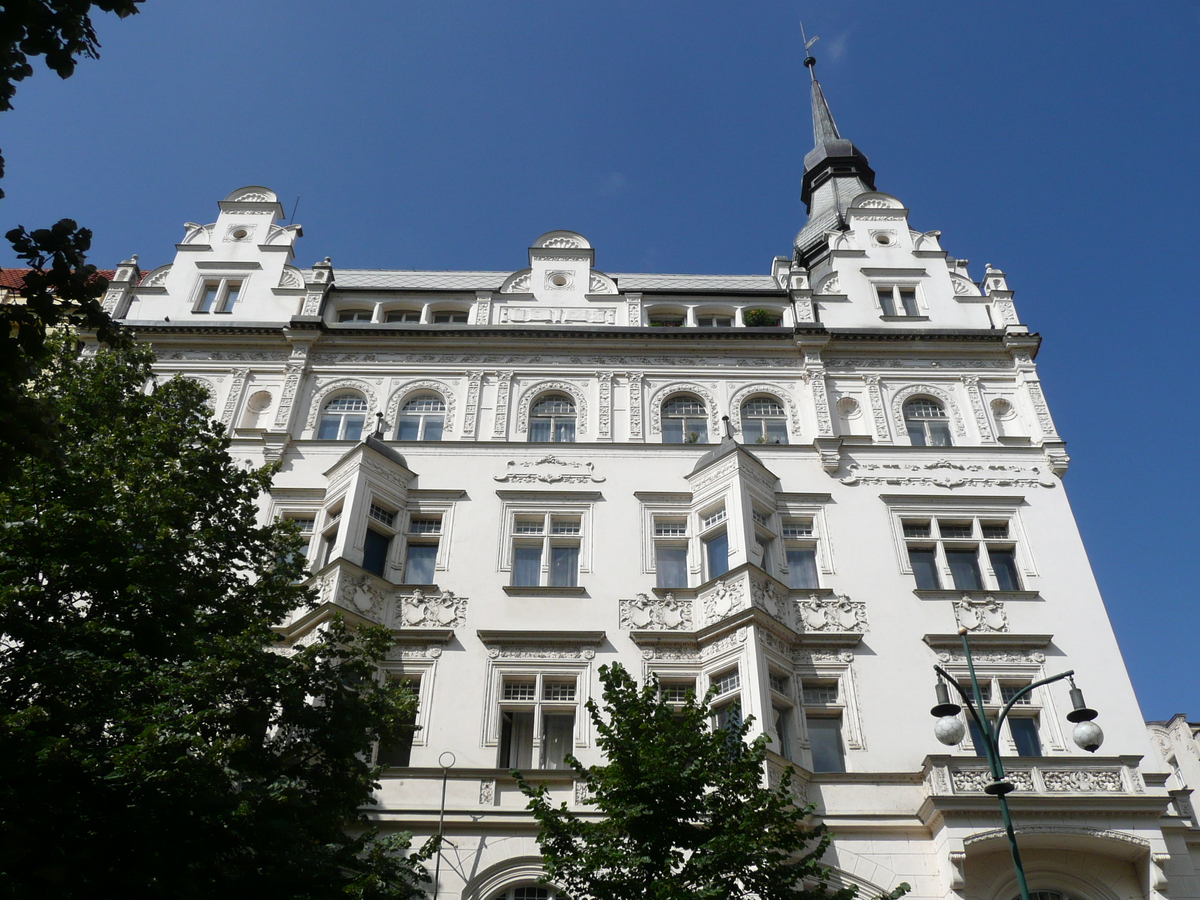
[2,2,1197,720]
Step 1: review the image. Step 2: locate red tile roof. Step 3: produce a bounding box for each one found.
[0,268,130,292]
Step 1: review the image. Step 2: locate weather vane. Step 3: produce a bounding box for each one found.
[800,20,819,79]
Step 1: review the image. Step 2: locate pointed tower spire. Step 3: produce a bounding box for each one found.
[793,45,877,264]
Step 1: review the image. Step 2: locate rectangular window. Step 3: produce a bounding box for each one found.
[362,528,391,577]
[507,508,587,589]
[711,668,740,696]
[512,546,542,586]
[782,517,819,589]
[902,515,1024,592]
[999,682,1033,706]
[433,311,469,323]
[807,718,845,772]
[549,545,579,587]
[989,548,1021,591]
[704,531,729,579]
[786,548,819,590]
[498,675,578,770]
[377,675,420,767]
[701,506,727,529]
[769,672,790,696]
[385,310,421,323]
[655,545,689,589]
[194,278,242,314]
[875,285,920,318]
[909,548,941,590]
[403,544,437,584]
[713,700,742,731]
[968,718,989,757]
[1009,718,1041,757]
[660,680,696,704]
[368,503,396,527]
[408,517,442,534]
[802,682,839,705]
[946,549,983,590]
[773,706,793,760]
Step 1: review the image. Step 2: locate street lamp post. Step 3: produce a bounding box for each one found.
[929,628,1104,900]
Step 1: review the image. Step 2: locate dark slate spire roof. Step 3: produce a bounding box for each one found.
[793,54,876,265]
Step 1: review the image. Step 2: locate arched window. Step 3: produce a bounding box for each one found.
[663,395,708,444]
[490,888,564,900]
[696,311,733,327]
[396,394,445,441]
[318,394,368,441]
[385,308,421,323]
[741,397,788,444]
[904,397,952,447]
[529,394,576,442]
[337,309,373,323]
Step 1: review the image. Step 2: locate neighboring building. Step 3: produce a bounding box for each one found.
[98,56,1199,900]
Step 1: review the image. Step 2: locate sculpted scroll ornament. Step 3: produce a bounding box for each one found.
[628,373,644,439]
[515,381,589,433]
[961,375,995,442]
[385,380,457,435]
[220,368,250,426]
[1041,769,1123,792]
[462,371,483,438]
[494,455,604,484]
[701,579,746,625]
[493,371,513,438]
[863,374,891,441]
[796,594,868,633]
[620,593,693,630]
[597,372,612,439]
[397,589,467,628]
[841,460,1057,490]
[952,595,1008,633]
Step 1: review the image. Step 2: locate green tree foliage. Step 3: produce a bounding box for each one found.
[0,340,436,899]
[516,663,909,900]
[0,220,126,478]
[0,2,143,476]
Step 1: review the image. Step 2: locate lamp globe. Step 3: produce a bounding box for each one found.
[1072,720,1104,753]
[934,715,966,746]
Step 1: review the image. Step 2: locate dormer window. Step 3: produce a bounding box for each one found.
[194,278,241,314]
[338,309,373,323]
[385,309,421,323]
[876,285,919,317]
[696,314,733,327]
[432,310,469,324]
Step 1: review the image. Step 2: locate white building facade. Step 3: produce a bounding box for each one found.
[100,61,1199,900]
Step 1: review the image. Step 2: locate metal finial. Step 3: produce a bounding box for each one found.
[801,21,820,80]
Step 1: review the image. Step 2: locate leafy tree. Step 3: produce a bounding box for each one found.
[0,340,436,899]
[516,663,909,900]
[0,2,142,476]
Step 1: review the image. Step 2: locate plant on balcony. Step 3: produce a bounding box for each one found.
[742,308,780,327]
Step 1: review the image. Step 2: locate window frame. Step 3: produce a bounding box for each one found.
[872,282,926,319]
[317,392,370,441]
[776,497,835,586]
[527,393,577,443]
[741,396,789,445]
[498,496,594,589]
[893,508,1034,593]
[378,658,437,762]
[192,276,243,314]
[396,392,447,442]
[903,396,954,446]
[944,669,1060,757]
[483,659,592,766]
[662,394,710,444]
